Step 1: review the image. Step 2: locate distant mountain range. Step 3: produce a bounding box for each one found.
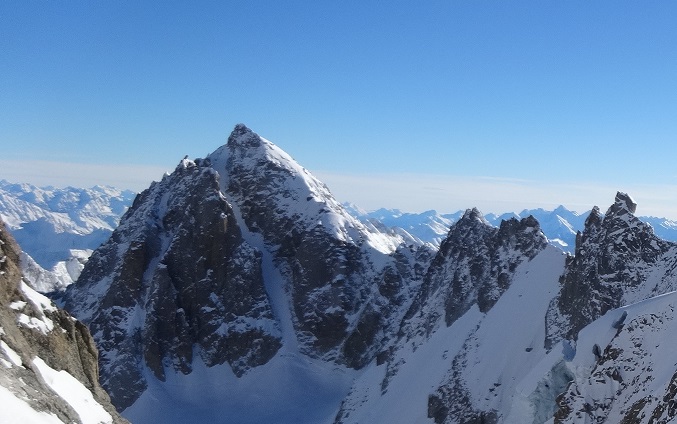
[345,203,677,253]
[0,180,136,290]
[4,177,677,291]
[5,126,677,423]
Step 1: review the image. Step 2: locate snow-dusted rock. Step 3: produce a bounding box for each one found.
[402,209,549,340]
[545,192,677,349]
[555,292,677,423]
[63,157,282,410]
[0,218,127,424]
[208,124,428,368]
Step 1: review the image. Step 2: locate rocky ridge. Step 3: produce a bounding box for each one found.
[403,209,548,339]
[328,189,677,424]
[545,192,677,349]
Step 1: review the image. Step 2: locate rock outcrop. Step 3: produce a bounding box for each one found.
[402,209,548,340]
[63,158,282,410]
[545,192,677,349]
[0,218,127,423]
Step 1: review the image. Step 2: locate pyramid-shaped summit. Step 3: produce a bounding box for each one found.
[62,125,428,420]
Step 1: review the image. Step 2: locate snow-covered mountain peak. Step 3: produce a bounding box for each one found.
[553,204,576,216]
[460,207,489,225]
[208,125,400,255]
[611,191,637,215]
[60,125,432,417]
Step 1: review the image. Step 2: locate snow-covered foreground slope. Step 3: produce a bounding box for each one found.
[339,195,677,424]
[554,290,677,423]
[342,192,677,424]
[0,218,128,424]
[125,353,356,424]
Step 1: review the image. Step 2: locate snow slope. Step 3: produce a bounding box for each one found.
[337,245,566,424]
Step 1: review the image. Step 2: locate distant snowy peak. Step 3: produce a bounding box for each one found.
[349,204,582,252]
[0,180,134,233]
[348,199,677,255]
[347,206,458,248]
[0,180,136,289]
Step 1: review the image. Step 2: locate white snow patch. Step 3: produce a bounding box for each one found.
[17,313,54,334]
[1,340,23,367]
[9,300,26,310]
[14,281,57,334]
[32,356,113,424]
[343,305,485,424]
[0,385,63,424]
[21,280,57,313]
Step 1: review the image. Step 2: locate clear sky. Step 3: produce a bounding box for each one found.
[2,1,677,217]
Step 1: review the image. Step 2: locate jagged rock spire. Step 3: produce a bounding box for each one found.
[545,192,672,349]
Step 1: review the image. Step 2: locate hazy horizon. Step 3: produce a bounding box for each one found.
[3,3,677,218]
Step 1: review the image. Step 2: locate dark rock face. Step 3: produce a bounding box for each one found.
[0,219,128,423]
[208,125,424,368]
[545,192,676,349]
[402,209,548,339]
[351,210,551,424]
[61,125,425,415]
[63,159,281,410]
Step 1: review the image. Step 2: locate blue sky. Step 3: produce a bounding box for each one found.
[2,2,677,217]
